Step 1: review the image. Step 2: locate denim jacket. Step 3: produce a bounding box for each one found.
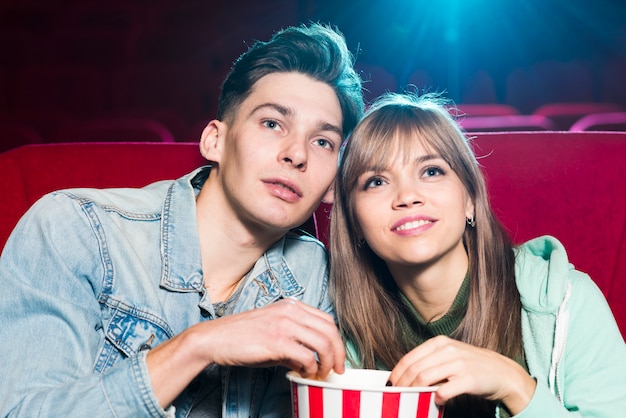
[0,167,332,418]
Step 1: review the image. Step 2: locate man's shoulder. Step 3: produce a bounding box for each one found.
[50,180,175,214]
[283,230,328,255]
[264,232,329,277]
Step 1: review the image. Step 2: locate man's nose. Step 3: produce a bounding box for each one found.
[279,137,308,170]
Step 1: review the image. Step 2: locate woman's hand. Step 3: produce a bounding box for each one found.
[388,336,536,415]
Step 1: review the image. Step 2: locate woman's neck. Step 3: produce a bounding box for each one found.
[389,248,469,322]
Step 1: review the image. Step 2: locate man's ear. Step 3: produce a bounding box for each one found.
[199,120,226,162]
[321,180,335,205]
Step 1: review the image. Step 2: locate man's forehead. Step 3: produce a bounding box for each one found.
[241,73,343,129]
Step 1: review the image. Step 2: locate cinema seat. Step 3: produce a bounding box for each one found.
[2,136,625,336]
[50,117,176,142]
[569,112,626,132]
[452,103,520,117]
[0,142,319,253]
[0,122,44,152]
[458,115,556,132]
[533,102,624,131]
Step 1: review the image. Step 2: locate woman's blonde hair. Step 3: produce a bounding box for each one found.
[330,93,522,370]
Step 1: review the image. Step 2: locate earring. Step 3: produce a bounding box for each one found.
[357,238,365,249]
[466,216,476,228]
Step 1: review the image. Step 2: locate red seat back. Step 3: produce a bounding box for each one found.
[0,143,205,252]
[0,142,319,253]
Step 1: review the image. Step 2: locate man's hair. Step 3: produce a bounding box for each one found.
[218,23,364,137]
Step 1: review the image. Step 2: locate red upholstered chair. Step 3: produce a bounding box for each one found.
[0,143,202,252]
[0,142,319,253]
[0,110,75,142]
[474,131,626,336]
[0,122,44,152]
[458,115,556,132]
[470,132,626,300]
[313,131,626,336]
[451,103,521,117]
[51,117,176,143]
[101,109,191,142]
[533,102,624,131]
[569,112,626,132]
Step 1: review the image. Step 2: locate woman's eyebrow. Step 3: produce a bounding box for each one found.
[415,153,442,164]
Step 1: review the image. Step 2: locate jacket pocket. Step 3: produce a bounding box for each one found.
[94,309,169,373]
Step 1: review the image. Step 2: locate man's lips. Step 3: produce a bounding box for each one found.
[263,178,303,202]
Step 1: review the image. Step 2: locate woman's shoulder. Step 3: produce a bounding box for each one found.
[514,235,591,313]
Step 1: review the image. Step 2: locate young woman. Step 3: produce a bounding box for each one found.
[330,93,626,417]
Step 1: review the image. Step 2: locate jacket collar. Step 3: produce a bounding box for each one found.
[158,167,305,299]
[160,167,207,293]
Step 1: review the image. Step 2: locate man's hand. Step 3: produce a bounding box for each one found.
[146,298,345,408]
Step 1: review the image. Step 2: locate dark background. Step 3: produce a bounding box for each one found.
[1,0,625,142]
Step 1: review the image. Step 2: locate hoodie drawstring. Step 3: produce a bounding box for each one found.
[548,282,572,404]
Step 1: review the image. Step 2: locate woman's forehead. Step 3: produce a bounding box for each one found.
[360,131,439,168]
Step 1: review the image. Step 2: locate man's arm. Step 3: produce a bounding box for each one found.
[146,298,345,408]
[0,195,166,417]
[0,195,345,415]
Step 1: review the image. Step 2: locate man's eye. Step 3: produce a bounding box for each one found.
[263,120,280,130]
[315,138,333,150]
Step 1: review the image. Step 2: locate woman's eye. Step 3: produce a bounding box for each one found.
[423,166,445,178]
[364,177,386,189]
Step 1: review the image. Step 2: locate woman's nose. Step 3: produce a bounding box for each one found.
[392,181,423,208]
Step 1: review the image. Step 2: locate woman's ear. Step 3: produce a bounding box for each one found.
[199,120,226,162]
[465,198,476,222]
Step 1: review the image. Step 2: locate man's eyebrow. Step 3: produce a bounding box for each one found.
[251,102,342,137]
[319,122,343,137]
[250,102,292,117]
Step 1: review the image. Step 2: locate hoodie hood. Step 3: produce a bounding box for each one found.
[514,235,573,313]
[514,235,576,404]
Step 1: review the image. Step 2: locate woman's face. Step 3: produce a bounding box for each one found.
[352,137,474,273]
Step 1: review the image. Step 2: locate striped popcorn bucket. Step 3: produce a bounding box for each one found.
[287,369,443,418]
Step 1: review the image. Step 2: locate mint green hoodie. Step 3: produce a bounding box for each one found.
[513,235,626,416]
[345,235,626,416]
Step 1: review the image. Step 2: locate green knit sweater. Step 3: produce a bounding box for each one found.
[397,275,519,418]
[398,274,470,342]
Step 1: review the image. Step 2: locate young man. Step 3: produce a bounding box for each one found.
[0,24,364,417]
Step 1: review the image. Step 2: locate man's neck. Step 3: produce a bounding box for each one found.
[194,183,283,301]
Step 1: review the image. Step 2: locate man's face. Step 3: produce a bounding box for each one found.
[210,72,344,234]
